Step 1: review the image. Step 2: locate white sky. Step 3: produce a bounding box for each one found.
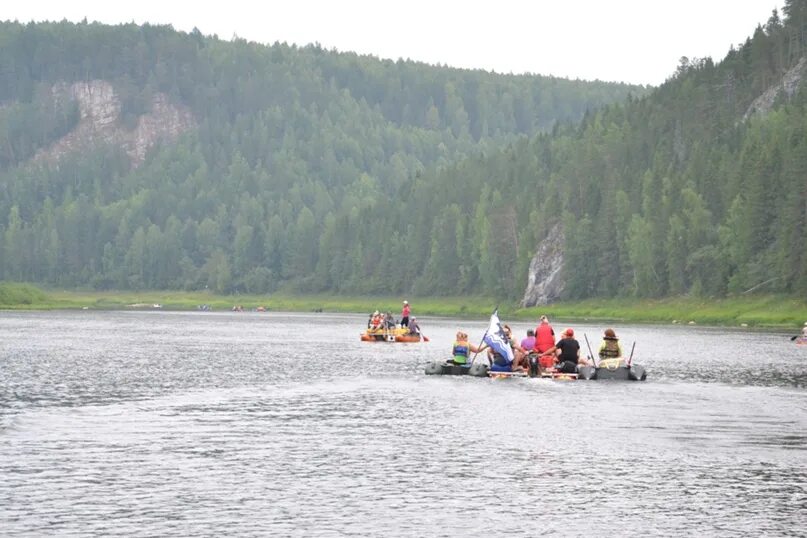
[3,0,785,86]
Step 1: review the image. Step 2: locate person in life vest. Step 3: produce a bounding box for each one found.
[802,322,807,339]
[534,315,557,356]
[401,300,411,328]
[449,331,487,365]
[370,311,382,329]
[521,329,549,375]
[598,328,625,361]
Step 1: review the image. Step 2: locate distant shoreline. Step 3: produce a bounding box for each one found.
[1,283,805,329]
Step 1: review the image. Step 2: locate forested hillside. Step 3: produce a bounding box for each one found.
[0,19,641,295]
[358,2,807,302]
[3,4,806,303]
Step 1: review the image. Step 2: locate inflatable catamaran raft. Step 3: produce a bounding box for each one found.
[425,357,647,381]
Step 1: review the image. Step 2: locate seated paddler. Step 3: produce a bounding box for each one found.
[598,328,625,367]
[449,331,486,366]
[486,327,521,372]
[555,328,582,373]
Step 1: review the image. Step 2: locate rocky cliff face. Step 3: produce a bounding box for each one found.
[519,58,807,306]
[743,57,807,121]
[36,80,194,166]
[521,223,564,307]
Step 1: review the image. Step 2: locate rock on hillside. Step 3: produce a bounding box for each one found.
[521,223,564,307]
[520,57,807,306]
[36,80,194,167]
[743,57,807,121]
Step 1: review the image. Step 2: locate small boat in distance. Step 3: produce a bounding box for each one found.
[361,327,423,343]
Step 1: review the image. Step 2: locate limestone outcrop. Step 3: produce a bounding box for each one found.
[36,79,195,167]
[521,223,564,307]
[743,57,807,121]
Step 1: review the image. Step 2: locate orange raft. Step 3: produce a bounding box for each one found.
[360,327,422,343]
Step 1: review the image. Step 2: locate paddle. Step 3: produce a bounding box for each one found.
[627,341,636,367]
[790,335,800,341]
[584,333,597,367]
[470,306,498,366]
[412,322,429,342]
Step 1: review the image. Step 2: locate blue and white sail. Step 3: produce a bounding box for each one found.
[483,310,513,362]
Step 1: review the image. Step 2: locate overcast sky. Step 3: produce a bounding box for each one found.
[4,0,785,86]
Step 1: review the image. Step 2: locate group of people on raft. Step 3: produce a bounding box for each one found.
[450,315,625,374]
[366,300,421,336]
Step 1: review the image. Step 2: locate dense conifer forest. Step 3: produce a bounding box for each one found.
[1,2,806,301]
[0,19,640,296]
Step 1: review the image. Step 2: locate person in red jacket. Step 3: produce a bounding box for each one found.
[534,315,556,356]
[531,315,558,370]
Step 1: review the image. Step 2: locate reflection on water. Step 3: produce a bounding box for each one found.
[1,311,805,536]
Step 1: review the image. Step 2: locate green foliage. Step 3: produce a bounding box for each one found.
[0,20,641,297]
[1,9,806,303]
[0,282,47,306]
[407,5,807,301]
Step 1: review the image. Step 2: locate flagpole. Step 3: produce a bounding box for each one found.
[470,306,498,366]
[469,332,489,366]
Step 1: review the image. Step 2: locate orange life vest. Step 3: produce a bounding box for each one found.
[535,323,555,353]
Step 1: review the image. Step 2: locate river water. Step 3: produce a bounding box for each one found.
[1,310,805,537]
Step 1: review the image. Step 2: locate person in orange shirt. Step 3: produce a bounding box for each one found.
[370,310,382,329]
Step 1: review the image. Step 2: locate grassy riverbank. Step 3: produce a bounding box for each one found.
[521,296,807,328]
[1,282,805,328]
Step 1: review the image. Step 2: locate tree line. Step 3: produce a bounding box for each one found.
[2,3,806,301]
[0,18,640,295]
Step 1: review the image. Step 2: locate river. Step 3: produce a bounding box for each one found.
[1,310,805,536]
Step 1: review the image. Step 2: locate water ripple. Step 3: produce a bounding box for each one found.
[0,311,805,536]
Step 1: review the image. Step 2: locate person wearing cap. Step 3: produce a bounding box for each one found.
[598,328,624,361]
[555,328,581,374]
[407,316,421,336]
[401,300,411,328]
